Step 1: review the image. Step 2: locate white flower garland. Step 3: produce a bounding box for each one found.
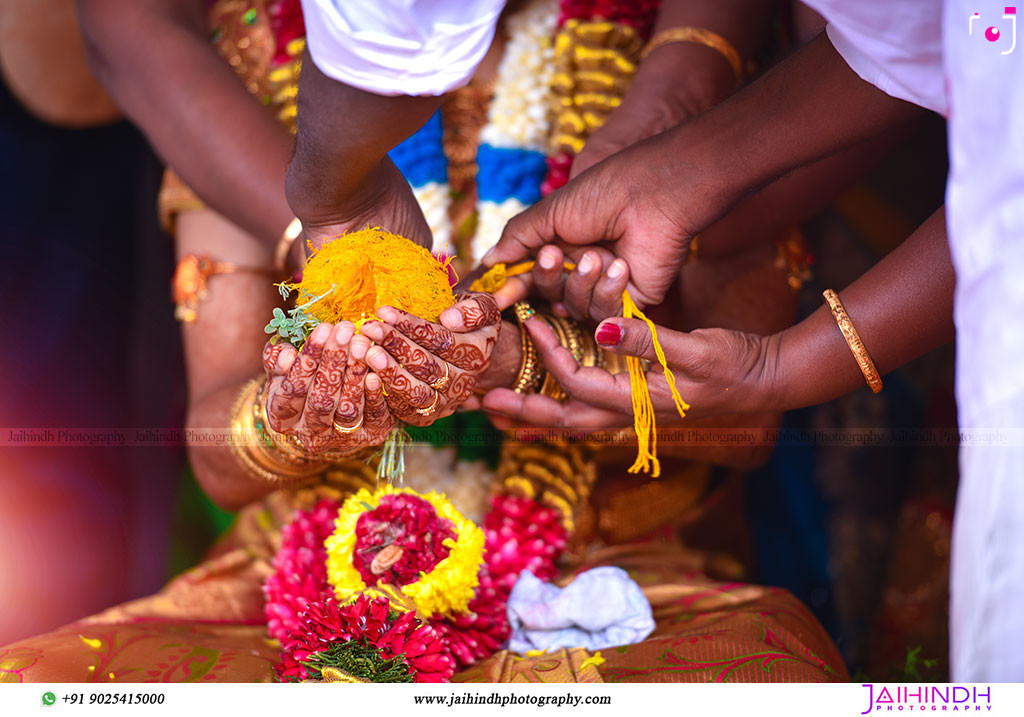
[471,0,558,263]
[479,0,559,153]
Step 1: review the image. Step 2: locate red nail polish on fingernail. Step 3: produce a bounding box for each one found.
[596,322,623,346]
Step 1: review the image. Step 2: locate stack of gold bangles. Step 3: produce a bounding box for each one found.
[510,300,629,400]
[229,376,330,487]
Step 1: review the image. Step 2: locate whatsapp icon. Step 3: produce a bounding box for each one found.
[42,691,57,706]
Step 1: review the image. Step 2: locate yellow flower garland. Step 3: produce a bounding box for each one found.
[324,485,486,619]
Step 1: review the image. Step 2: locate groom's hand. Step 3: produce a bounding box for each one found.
[483,130,716,310]
[296,158,434,254]
[286,49,441,252]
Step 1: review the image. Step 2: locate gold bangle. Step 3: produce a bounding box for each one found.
[512,301,545,394]
[535,313,599,401]
[641,27,743,85]
[229,379,300,486]
[822,289,883,394]
[253,379,328,467]
[274,217,303,274]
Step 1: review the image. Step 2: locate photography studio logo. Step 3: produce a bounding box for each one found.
[860,685,994,713]
[970,7,1017,53]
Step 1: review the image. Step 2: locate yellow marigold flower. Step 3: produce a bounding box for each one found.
[325,485,486,619]
[290,227,454,328]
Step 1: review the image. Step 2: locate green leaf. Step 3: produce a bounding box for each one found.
[294,640,414,683]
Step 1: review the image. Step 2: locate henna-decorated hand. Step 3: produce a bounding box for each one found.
[262,324,395,452]
[358,292,501,426]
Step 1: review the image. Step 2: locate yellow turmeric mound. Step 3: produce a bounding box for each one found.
[291,228,455,327]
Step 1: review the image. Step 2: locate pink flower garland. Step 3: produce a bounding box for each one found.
[264,498,338,643]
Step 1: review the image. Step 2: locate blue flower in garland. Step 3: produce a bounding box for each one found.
[388,111,448,188]
[476,144,547,206]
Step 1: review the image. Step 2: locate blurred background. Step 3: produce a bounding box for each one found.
[0,0,956,681]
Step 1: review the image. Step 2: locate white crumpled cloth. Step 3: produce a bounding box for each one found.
[506,567,655,653]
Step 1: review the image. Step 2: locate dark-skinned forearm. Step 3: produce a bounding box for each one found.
[175,210,286,509]
[664,31,924,227]
[766,208,953,411]
[699,123,914,258]
[77,0,294,249]
[187,383,273,510]
[285,53,441,228]
[642,0,769,110]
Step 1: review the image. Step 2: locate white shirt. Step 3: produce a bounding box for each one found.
[822,3,947,116]
[299,0,506,96]
[806,0,1024,681]
[804,1,1024,426]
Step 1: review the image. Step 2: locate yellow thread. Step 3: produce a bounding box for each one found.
[580,651,606,670]
[472,262,689,477]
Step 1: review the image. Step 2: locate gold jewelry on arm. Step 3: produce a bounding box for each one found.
[274,217,303,274]
[822,289,883,394]
[641,27,743,85]
[253,378,362,463]
[172,255,276,323]
[229,378,329,487]
[511,301,546,394]
[508,305,635,400]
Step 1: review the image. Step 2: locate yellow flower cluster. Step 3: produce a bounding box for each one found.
[324,485,486,619]
[289,228,454,329]
[551,19,643,155]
